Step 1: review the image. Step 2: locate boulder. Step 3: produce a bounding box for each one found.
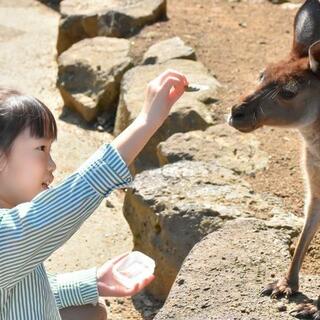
[268,0,289,4]
[57,0,167,54]
[280,3,301,10]
[57,37,133,122]
[123,160,302,299]
[157,123,269,175]
[142,37,196,65]
[154,218,315,320]
[38,0,62,6]
[114,59,220,173]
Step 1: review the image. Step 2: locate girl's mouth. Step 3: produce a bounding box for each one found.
[42,183,49,189]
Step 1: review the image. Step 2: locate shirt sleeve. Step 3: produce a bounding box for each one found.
[0,144,133,289]
[48,267,99,309]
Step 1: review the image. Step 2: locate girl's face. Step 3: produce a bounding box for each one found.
[0,127,56,208]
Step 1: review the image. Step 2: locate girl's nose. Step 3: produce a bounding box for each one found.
[48,155,56,172]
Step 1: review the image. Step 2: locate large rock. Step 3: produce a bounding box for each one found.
[142,37,196,65]
[123,160,302,299]
[114,59,220,173]
[157,123,269,175]
[57,0,167,55]
[57,37,133,122]
[38,0,62,5]
[154,218,315,320]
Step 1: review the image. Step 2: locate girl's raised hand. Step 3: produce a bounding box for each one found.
[138,69,188,130]
[96,253,155,297]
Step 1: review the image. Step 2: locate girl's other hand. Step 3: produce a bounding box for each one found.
[138,69,188,130]
[97,253,155,297]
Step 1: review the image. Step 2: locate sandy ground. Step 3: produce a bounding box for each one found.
[2,0,320,318]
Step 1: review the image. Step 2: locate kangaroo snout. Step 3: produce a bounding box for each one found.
[228,102,258,133]
[231,104,247,120]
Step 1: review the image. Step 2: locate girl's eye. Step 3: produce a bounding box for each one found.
[37,146,46,152]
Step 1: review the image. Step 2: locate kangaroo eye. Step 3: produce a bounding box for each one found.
[279,80,299,100]
[279,88,297,100]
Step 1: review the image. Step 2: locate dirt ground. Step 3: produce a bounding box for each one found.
[1,0,319,319]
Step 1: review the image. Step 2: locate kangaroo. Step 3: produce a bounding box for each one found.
[229,0,320,318]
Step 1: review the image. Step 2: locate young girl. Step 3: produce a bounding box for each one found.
[0,69,188,320]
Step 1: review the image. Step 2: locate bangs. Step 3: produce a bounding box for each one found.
[0,88,57,154]
[8,95,57,141]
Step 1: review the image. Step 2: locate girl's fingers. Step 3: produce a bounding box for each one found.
[169,80,186,103]
[126,274,155,296]
[161,76,186,104]
[161,76,183,96]
[157,69,188,87]
[135,275,155,293]
[143,274,156,286]
[99,274,156,297]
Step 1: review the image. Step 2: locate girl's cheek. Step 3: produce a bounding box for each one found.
[31,151,47,166]
[19,155,45,184]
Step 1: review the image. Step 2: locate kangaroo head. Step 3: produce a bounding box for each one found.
[229,44,320,132]
[229,0,320,133]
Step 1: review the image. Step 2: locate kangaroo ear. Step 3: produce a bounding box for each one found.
[292,0,320,58]
[309,40,320,75]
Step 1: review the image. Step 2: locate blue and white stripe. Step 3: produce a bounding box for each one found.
[0,144,133,319]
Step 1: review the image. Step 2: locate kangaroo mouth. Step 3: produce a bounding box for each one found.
[227,111,260,133]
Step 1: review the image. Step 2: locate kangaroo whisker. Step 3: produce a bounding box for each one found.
[259,104,266,117]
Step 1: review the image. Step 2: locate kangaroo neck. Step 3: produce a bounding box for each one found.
[299,119,320,158]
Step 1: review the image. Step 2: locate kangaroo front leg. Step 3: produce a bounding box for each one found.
[261,197,320,299]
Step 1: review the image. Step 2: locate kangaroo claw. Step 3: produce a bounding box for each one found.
[260,277,298,299]
[290,297,320,319]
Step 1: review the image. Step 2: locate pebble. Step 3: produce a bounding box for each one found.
[277,303,287,312]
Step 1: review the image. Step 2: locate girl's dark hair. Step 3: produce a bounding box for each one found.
[0,88,57,154]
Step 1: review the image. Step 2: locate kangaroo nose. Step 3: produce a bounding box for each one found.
[232,104,246,119]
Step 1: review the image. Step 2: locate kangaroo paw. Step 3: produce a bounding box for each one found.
[290,296,320,319]
[260,277,298,299]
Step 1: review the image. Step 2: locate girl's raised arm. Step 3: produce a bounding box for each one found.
[112,69,188,165]
[0,70,187,290]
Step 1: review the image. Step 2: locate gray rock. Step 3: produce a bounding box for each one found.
[280,3,301,10]
[154,218,316,320]
[57,0,167,54]
[142,37,196,65]
[114,59,220,173]
[57,37,133,122]
[38,0,61,6]
[157,123,269,175]
[266,207,304,233]
[268,0,288,4]
[123,160,301,299]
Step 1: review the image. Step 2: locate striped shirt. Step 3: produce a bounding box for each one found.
[0,143,133,320]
